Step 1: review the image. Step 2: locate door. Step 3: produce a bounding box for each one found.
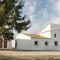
[0,40,2,48]
[4,40,7,48]
[0,38,2,48]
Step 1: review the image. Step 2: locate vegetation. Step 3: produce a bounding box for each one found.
[0,0,31,40]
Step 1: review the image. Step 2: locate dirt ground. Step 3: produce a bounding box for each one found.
[0,50,60,60]
[0,50,60,56]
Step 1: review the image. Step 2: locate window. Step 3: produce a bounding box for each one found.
[45,41,48,45]
[34,41,38,45]
[54,34,56,37]
[55,41,58,46]
[15,40,17,48]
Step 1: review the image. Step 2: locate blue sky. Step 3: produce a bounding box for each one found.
[21,0,60,33]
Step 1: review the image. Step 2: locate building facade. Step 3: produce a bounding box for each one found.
[0,37,15,49]
[15,23,60,50]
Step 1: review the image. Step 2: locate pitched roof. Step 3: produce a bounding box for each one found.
[15,33,31,40]
[23,33,48,39]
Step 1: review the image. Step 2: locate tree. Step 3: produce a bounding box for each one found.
[0,0,31,40]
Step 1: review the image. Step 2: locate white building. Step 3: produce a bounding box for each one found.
[15,23,60,50]
[0,38,15,49]
[7,40,15,49]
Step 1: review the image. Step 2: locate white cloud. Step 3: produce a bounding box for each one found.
[49,0,55,3]
[24,0,35,13]
[41,9,48,20]
[50,0,60,24]
[23,0,50,33]
[22,0,37,33]
[54,0,60,13]
[23,0,60,33]
[23,9,49,33]
[28,5,34,15]
[51,16,60,24]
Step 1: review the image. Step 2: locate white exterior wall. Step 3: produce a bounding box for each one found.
[16,23,60,50]
[7,40,12,49]
[7,40,15,49]
[11,40,15,48]
[50,24,60,50]
[16,38,60,50]
[16,38,53,50]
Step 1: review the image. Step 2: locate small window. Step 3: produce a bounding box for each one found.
[15,40,17,48]
[54,34,56,37]
[34,41,38,45]
[55,41,58,46]
[45,41,48,45]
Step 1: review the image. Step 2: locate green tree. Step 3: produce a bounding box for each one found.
[0,0,31,40]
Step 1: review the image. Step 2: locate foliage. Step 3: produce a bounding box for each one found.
[0,0,31,40]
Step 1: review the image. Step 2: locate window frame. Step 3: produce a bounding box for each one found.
[45,41,48,46]
[54,41,58,46]
[34,41,38,45]
[54,34,56,37]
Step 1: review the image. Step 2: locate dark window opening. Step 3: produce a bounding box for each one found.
[45,41,48,45]
[15,40,17,48]
[54,34,56,37]
[34,41,38,45]
[55,41,58,46]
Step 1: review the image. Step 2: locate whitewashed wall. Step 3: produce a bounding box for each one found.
[50,24,60,50]
[11,40,15,48]
[16,23,60,50]
[7,40,15,49]
[16,38,52,50]
[16,37,60,50]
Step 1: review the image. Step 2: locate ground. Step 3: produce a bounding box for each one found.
[0,50,60,60]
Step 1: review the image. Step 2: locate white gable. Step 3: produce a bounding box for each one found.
[38,23,60,38]
[41,24,51,32]
[38,24,51,38]
[15,33,31,40]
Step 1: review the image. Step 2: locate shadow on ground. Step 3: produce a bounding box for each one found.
[0,56,30,60]
[0,55,60,60]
